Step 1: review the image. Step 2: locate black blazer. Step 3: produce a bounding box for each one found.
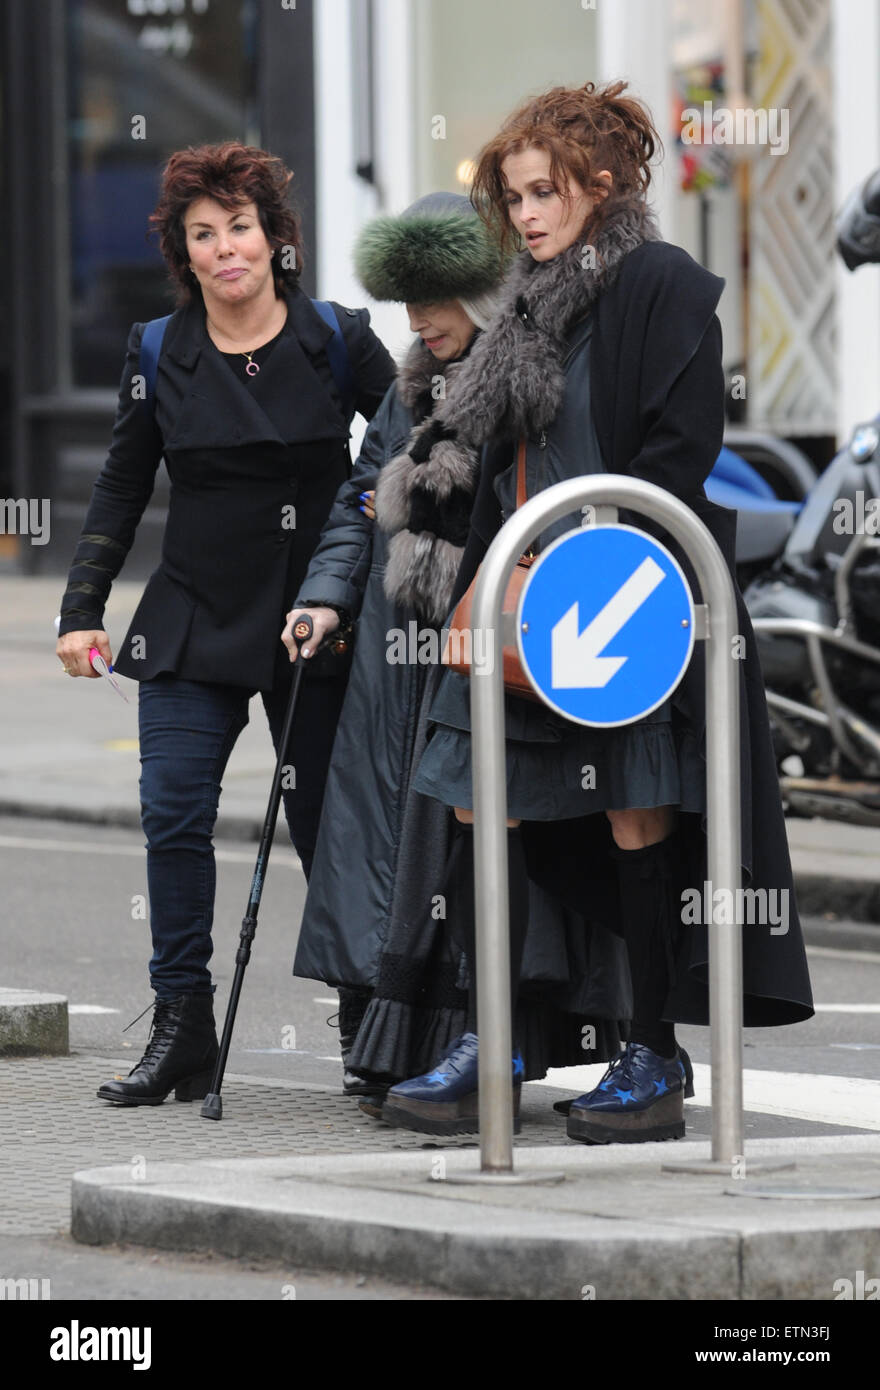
[59,286,395,690]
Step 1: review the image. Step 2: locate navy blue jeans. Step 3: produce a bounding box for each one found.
[138,671,346,999]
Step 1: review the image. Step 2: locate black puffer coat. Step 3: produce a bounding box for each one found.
[292,351,429,984]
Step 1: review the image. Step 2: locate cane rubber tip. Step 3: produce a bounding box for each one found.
[201,1093,223,1121]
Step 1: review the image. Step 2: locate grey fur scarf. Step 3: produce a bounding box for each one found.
[375,195,660,624]
[394,331,470,419]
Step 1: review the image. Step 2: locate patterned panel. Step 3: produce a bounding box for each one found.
[750,0,836,434]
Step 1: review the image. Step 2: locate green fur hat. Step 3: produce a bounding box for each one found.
[354,191,506,303]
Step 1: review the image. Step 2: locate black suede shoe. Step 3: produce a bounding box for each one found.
[357,1091,390,1120]
[343,1067,392,1097]
[97,994,219,1106]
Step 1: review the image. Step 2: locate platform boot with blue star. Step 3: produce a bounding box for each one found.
[380,1032,525,1135]
[566,1041,688,1144]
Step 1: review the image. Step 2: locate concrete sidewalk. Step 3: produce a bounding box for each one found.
[7,1042,878,1301]
[5,573,880,1299]
[4,575,879,927]
[71,1136,880,1300]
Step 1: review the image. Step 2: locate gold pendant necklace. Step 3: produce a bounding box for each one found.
[207,317,263,375]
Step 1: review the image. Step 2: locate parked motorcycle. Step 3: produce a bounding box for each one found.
[712,167,880,826]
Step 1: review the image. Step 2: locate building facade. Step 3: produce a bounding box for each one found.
[4,0,879,575]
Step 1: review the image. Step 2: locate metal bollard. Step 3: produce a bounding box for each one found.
[464,475,755,1179]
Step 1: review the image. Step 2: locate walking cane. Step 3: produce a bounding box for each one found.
[201,614,315,1121]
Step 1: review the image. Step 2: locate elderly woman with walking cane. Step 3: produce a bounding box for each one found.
[285,191,631,1109]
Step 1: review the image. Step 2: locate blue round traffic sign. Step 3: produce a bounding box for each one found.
[515,525,695,727]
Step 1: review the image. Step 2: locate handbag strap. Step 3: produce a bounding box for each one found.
[516,437,528,509]
[514,438,538,564]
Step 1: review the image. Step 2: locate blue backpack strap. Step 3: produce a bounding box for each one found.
[311,299,356,425]
[139,314,172,417]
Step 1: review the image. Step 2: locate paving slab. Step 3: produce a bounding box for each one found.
[0,987,68,1055]
[0,1054,564,1238]
[4,1046,879,1301]
[70,1136,880,1301]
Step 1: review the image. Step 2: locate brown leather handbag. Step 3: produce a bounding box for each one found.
[442,438,540,701]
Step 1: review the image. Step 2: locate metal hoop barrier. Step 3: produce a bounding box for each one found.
[468,475,744,1179]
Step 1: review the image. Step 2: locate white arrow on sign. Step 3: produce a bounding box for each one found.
[551,556,665,688]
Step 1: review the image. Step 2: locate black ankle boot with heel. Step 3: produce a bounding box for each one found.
[97,993,219,1106]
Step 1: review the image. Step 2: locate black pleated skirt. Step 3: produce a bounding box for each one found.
[411,668,706,820]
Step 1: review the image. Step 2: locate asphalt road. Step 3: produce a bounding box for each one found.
[3,814,879,1087]
[2,814,879,1302]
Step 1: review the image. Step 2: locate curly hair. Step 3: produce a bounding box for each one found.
[149,142,304,303]
[471,80,662,254]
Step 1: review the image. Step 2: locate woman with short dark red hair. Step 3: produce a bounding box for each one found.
[151,142,306,299]
[56,142,395,1107]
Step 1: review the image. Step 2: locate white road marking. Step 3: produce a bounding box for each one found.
[68,1004,119,1015]
[807,945,880,965]
[241,1048,312,1055]
[313,996,338,1006]
[541,1063,880,1131]
[813,1003,880,1013]
[0,832,302,871]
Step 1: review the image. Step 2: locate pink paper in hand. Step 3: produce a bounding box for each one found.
[89,646,130,703]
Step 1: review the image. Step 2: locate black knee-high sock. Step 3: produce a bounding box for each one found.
[609,831,681,1058]
[443,821,529,1034]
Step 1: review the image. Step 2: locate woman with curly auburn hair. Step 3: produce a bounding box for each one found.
[373,80,813,1141]
[56,141,395,1107]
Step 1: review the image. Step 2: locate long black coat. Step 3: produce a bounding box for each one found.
[293,357,630,1080]
[291,379,422,980]
[58,287,395,691]
[450,241,814,1028]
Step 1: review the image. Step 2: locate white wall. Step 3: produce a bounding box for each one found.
[313,0,416,450]
[832,0,880,441]
[313,0,376,309]
[598,0,674,239]
[369,0,419,359]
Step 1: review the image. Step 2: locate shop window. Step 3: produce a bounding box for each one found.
[67,0,259,386]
